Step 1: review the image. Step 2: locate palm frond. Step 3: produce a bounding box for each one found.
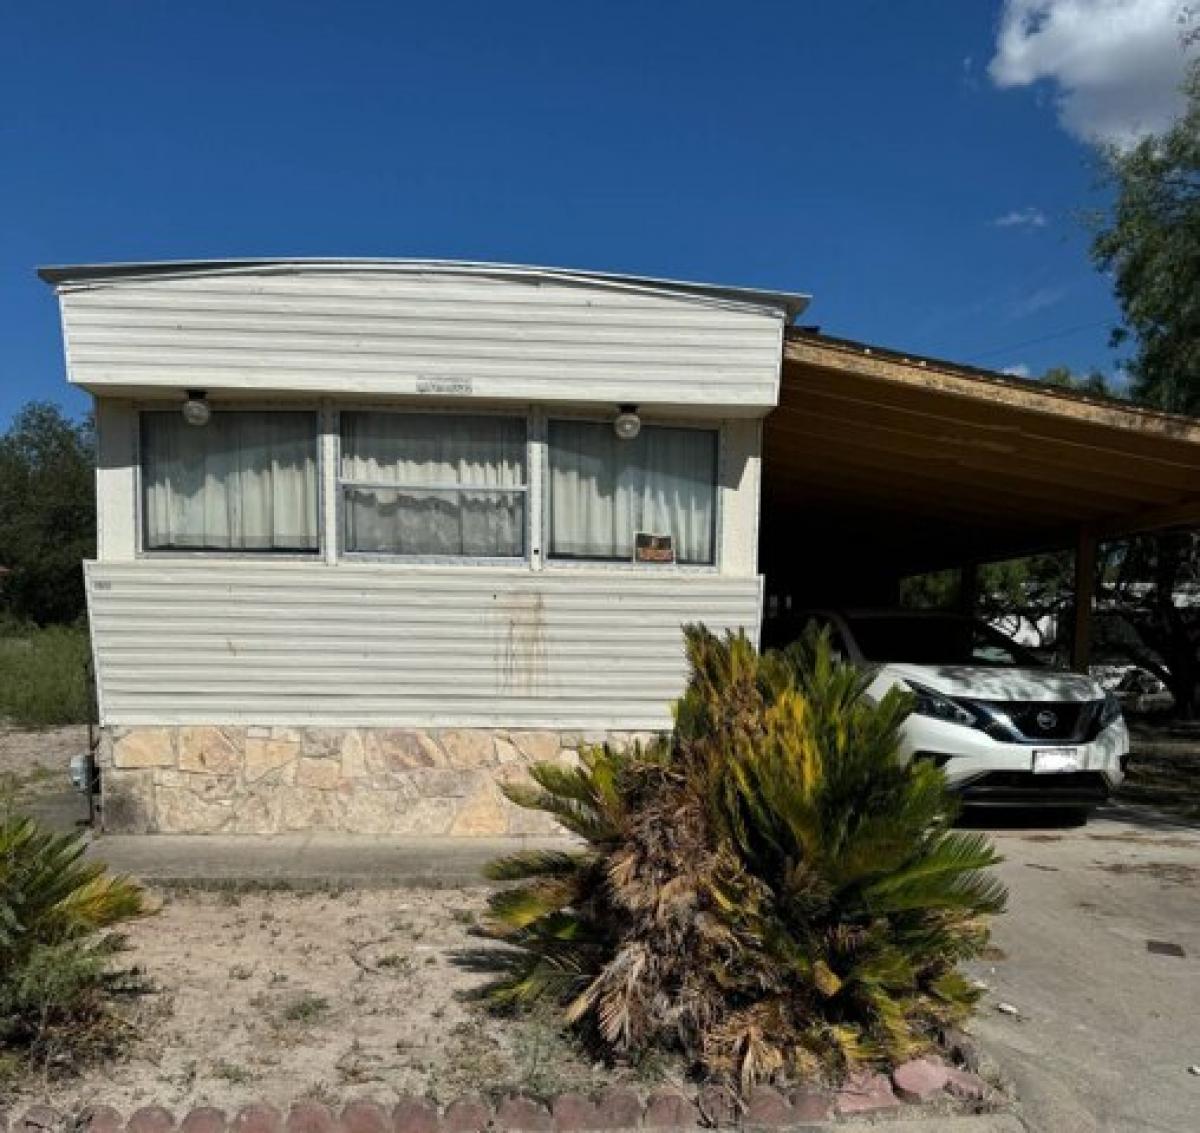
[476,625,1006,1095]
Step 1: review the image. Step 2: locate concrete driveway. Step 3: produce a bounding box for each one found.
[965,804,1200,1132]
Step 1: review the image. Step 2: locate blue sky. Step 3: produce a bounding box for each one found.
[1,0,1196,425]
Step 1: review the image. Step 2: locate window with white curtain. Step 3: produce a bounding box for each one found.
[547,420,718,564]
[340,412,527,558]
[140,411,319,552]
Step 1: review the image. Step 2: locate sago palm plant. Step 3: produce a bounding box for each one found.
[483,626,1006,1091]
[0,810,147,1070]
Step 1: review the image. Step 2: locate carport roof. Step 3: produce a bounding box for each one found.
[766,330,1200,574]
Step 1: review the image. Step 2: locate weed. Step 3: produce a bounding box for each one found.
[228,964,254,981]
[0,625,91,727]
[211,1058,256,1085]
[303,1079,340,1105]
[429,1018,511,1103]
[280,992,330,1024]
[173,1059,199,1091]
[376,952,415,974]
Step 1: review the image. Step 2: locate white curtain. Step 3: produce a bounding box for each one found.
[141,412,318,551]
[548,421,717,563]
[341,413,526,556]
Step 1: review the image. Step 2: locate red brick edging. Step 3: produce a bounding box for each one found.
[0,1061,992,1133]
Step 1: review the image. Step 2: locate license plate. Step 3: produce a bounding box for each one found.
[1033,749,1080,774]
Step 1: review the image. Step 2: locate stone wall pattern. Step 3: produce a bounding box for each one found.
[98,726,663,835]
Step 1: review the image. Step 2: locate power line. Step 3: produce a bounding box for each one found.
[970,318,1114,363]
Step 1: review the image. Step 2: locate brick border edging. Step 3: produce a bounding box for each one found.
[0,1061,994,1133]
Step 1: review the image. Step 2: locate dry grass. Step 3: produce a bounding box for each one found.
[4,885,676,1112]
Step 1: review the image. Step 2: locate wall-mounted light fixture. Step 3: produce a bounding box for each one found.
[181,390,211,427]
[613,404,641,441]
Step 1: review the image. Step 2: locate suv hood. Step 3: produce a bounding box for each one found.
[882,663,1103,703]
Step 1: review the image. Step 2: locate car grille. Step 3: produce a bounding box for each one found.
[958,771,1110,808]
[974,699,1103,743]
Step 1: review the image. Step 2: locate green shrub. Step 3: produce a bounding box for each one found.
[483,627,1006,1091]
[0,623,92,727]
[0,811,147,1074]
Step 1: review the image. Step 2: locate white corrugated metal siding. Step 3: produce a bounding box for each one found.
[85,560,762,728]
[59,267,784,408]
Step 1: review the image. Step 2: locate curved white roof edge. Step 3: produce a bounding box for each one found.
[37,257,810,321]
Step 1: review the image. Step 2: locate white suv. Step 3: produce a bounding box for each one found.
[795,610,1128,816]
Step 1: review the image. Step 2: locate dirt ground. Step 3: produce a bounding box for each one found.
[7,884,668,1112]
[0,724,89,784]
[0,724,90,828]
[1,732,658,1110]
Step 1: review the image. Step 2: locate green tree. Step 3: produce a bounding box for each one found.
[1092,61,1200,413]
[0,403,96,626]
[1087,61,1200,713]
[1096,533,1200,718]
[900,555,1074,658]
[1041,365,1116,398]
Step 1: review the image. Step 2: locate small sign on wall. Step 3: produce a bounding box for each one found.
[416,378,474,395]
[634,532,675,564]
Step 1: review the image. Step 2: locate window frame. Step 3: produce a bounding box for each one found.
[335,406,533,565]
[542,412,724,573]
[135,403,324,560]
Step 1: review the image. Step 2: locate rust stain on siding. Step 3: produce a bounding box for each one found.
[497,591,548,695]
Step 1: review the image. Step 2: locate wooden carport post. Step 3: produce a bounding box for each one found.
[958,561,978,618]
[1071,527,1097,673]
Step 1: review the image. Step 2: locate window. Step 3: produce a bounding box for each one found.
[140,411,319,552]
[340,412,527,558]
[547,420,718,564]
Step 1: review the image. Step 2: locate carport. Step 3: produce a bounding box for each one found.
[761,330,1200,669]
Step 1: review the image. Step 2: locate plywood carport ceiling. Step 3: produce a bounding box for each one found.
[764,331,1200,582]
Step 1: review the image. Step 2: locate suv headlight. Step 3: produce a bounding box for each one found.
[904,680,978,728]
[1099,691,1123,730]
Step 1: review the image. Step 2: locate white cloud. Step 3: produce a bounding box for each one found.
[992,207,1049,228]
[1003,363,1033,377]
[989,0,1198,147]
[1011,285,1068,317]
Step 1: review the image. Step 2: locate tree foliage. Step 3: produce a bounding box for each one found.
[0,403,95,626]
[900,553,1074,656]
[483,627,1005,1091]
[1092,61,1200,414]
[1040,365,1118,399]
[902,542,1200,717]
[1096,533,1200,718]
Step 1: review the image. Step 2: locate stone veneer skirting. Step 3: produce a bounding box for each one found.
[98,725,662,835]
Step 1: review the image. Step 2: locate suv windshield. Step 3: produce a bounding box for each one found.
[842,614,1042,668]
